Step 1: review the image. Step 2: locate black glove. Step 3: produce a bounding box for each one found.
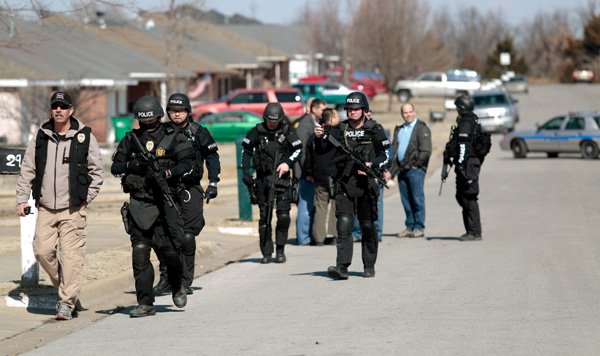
[242,174,254,187]
[126,158,147,174]
[205,185,218,204]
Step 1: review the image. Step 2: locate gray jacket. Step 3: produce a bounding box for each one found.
[390,118,432,176]
[292,113,316,179]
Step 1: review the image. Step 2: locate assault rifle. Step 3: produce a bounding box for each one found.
[265,150,282,227]
[129,133,180,215]
[440,124,456,197]
[327,134,389,189]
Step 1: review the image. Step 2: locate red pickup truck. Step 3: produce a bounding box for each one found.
[193,88,304,120]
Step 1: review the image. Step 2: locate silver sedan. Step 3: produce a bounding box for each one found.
[499,111,600,159]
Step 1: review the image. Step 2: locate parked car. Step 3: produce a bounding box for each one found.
[351,71,387,93]
[502,75,529,94]
[195,111,263,142]
[499,111,600,159]
[292,82,355,109]
[572,68,594,83]
[394,69,481,102]
[472,89,519,133]
[193,88,304,120]
[348,79,377,98]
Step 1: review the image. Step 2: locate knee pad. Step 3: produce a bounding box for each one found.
[181,233,196,255]
[276,210,290,227]
[336,214,354,239]
[132,242,151,270]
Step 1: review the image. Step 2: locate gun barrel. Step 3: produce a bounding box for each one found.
[328,135,388,189]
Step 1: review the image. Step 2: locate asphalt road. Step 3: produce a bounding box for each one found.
[23,84,600,355]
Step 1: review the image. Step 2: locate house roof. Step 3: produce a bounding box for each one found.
[0,14,196,85]
[137,14,275,69]
[0,12,314,86]
[217,25,311,57]
[83,17,235,75]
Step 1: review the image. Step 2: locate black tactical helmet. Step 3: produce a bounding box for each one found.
[263,102,285,122]
[454,94,474,114]
[133,95,164,121]
[344,91,369,111]
[166,93,192,113]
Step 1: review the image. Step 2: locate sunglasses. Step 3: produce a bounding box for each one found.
[51,103,71,110]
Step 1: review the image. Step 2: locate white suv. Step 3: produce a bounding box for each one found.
[472,89,519,133]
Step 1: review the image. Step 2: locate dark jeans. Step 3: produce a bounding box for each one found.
[398,168,426,231]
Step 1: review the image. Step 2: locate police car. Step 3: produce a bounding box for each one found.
[499,111,600,159]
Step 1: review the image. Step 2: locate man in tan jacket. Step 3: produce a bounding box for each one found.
[16,91,104,320]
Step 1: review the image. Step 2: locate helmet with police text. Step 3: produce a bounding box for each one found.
[454,94,474,114]
[133,95,164,121]
[166,93,192,113]
[344,91,369,111]
[263,102,285,122]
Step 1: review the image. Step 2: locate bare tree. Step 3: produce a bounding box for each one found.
[348,0,445,110]
[521,10,574,81]
[444,6,511,76]
[296,0,347,79]
[164,0,185,94]
[299,1,346,56]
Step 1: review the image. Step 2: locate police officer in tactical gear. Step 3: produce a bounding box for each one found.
[111,95,194,317]
[443,94,483,241]
[241,102,302,264]
[314,92,390,279]
[153,93,221,296]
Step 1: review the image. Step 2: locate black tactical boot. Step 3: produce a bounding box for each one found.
[260,255,272,264]
[274,251,286,263]
[363,267,376,278]
[153,278,171,295]
[129,305,156,318]
[184,285,194,295]
[172,287,187,308]
[327,265,349,280]
[459,233,482,241]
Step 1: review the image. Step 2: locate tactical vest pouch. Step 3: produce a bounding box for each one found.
[128,198,160,230]
[77,165,92,202]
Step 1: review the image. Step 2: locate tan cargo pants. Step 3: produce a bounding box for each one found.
[312,185,337,244]
[33,205,87,309]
